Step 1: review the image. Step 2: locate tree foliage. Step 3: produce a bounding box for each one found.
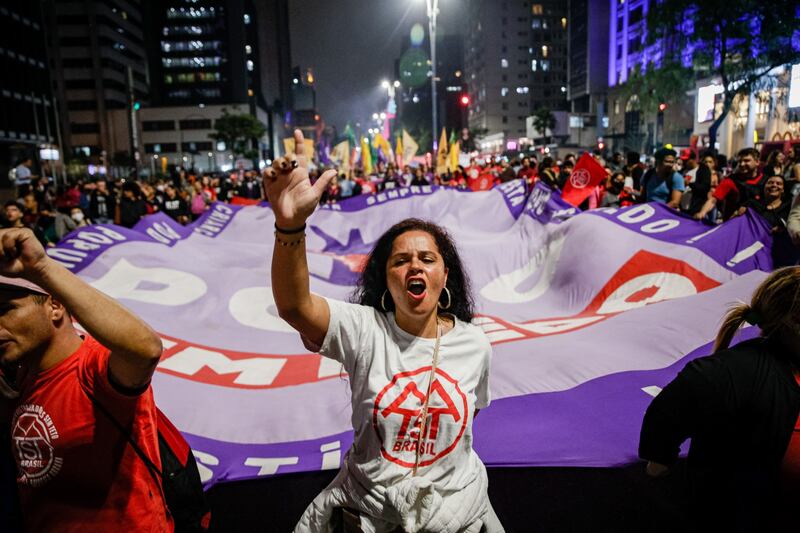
[532,108,556,140]
[619,61,694,115]
[209,108,267,159]
[644,0,800,149]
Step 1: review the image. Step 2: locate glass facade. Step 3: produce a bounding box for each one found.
[156,1,228,104]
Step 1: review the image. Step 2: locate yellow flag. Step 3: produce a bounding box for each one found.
[331,140,350,173]
[435,128,448,175]
[372,133,393,162]
[360,136,373,175]
[448,139,460,173]
[402,129,418,164]
[282,137,315,163]
[395,135,404,167]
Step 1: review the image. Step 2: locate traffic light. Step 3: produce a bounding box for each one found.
[459,94,470,106]
[658,102,667,112]
[133,101,141,111]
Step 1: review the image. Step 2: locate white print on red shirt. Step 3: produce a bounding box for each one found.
[12,403,63,487]
[373,366,468,468]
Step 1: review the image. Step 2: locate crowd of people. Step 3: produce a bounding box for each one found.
[5,143,800,258]
[2,129,800,532]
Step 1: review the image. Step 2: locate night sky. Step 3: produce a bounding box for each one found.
[289,0,466,133]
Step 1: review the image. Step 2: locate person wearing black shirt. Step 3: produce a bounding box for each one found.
[161,185,189,224]
[409,167,429,186]
[738,175,791,232]
[89,180,115,224]
[378,168,401,191]
[118,182,147,228]
[237,173,261,199]
[640,267,800,531]
[685,163,713,216]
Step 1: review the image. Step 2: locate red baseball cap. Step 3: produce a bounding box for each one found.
[679,148,693,161]
[0,275,48,296]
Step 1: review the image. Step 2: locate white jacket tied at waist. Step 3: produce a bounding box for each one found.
[293,460,504,533]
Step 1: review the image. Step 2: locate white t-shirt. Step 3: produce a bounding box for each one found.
[296,297,496,533]
[14,164,31,185]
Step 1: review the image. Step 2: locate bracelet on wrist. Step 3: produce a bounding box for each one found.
[274,222,307,235]
[274,231,306,247]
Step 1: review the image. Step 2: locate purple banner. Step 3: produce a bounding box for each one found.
[49,184,772,486]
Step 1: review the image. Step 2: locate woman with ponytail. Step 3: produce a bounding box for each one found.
[639,267,800,531]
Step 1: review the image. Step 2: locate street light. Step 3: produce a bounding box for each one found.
[417,0,440,150]
[177,113,206,171]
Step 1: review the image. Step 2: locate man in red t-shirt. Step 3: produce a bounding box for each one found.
[517,157,537,185]
[0,228,172,532]
[694,147,764,221]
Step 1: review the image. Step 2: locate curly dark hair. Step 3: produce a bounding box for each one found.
[351,218,475,323]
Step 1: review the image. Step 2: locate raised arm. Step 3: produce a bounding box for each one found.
[264,129,336,348]
[0,228,163,390]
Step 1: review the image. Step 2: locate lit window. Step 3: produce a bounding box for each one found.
[501,87,509,97]
[542,45,549,58]
[501,58,508,68]
[560,86,566,93]
[541,60,550,71]
[246,60,254,71]
[532,4,543,15]
[243,13,251,24]
[245,45,252,54]
[532,18,541,29]
[531,60,538,71]
[561,17,567,29]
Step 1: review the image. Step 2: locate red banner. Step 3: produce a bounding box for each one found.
[230,196,261,206]
[560,153,608,207]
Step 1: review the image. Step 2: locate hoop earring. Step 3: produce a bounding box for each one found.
[381,290,390,312]
[438,287,452,310]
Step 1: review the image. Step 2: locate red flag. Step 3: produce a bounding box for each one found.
[560,153,608,207]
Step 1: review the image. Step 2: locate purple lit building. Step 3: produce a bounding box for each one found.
[604,0,694,154]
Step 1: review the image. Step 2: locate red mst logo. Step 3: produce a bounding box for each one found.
[372,366,468,468]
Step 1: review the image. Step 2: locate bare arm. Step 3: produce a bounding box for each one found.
[265,130,336,348]
[0,228,162,390]
[667,188,682,209]
[693,195,717,220]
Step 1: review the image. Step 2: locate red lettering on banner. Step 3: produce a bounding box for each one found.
[477,249,721,345]
[150,249,721,390]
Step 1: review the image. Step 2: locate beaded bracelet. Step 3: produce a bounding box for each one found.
[274,222,306,235]
[274,231,306,247]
